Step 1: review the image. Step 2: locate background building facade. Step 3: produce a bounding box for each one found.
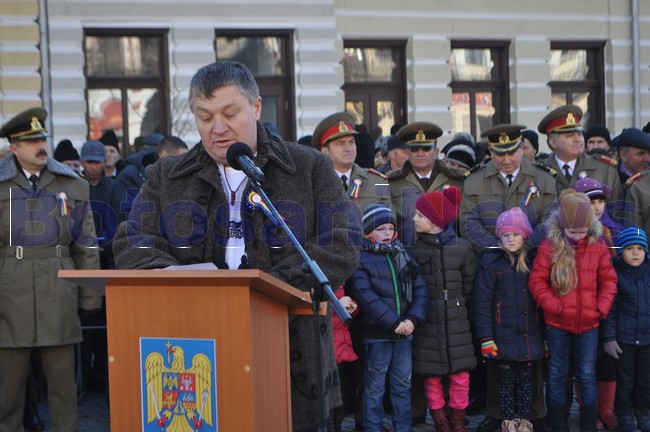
[1,0,648,154]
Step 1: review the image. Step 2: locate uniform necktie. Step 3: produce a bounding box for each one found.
[29,174,39,190]
[419,177,429,190]
[563,164,572,181]
[506,174,513,187]
[341,175,348,191]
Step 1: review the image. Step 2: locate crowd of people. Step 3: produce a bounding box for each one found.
[2,59,650,432]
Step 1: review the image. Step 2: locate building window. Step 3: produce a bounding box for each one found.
[216,30,295,141]
[548,41,605,129]
[84,29,169,155]
[343,40,406,139]
[449,40,510,140]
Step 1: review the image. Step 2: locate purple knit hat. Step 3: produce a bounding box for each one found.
[495,207,533,239]
[572,177,611,201]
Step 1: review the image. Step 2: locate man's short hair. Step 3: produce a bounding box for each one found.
[188,61,259,107]
[158,135,188,154]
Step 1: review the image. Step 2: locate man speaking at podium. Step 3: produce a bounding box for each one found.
[112,61,362,431]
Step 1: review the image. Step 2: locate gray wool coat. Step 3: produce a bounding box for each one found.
[0,155,100,348]
[112,123,362,431]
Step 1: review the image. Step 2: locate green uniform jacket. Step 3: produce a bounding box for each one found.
[0,155,100,348]
[545,152,623,204]
[345,163,390,214]
[625,171,650,234]
[460,157,557,249]
[388,159,465,247]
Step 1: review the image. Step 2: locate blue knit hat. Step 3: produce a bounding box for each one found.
[362,204,396,235]
[615,226,649,255]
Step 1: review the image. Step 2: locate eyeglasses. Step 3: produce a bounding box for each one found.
[409,146,434,153]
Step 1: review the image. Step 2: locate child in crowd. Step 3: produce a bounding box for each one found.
[410,186,476,432]
[572,177,623,250]
[346,204,428,432]
[529,189,618,432]
[601,227,650,432]
[474,207,544,432]
[573,175,621,429]
[331,285,359,432]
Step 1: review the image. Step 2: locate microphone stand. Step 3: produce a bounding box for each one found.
[249,178,352,432]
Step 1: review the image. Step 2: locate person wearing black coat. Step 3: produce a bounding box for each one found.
[473,207,544,432]
[410,187,476,432]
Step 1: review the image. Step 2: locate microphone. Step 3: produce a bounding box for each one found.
[226,142,265,183]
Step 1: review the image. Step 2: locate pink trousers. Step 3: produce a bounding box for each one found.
[423,371,470,410]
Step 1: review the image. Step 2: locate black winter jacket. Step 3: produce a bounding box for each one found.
[602,259,650,346]
[347,239,428,340]
[474,249,544,362]
[410,228,477,376]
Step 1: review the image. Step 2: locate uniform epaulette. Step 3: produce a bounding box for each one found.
[626,170,648,188]
[532,161,558,177]
[463,163,486,179]
[367,168,388,180]
[593,154,619,168]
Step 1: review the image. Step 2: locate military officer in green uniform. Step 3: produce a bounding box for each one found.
[460,124,557,249]
[388,121,466,247]
[312,112,390,214]
[537,104,623,204]
[0,108,101,431]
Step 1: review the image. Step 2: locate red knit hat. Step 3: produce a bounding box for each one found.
[415,186,461,228]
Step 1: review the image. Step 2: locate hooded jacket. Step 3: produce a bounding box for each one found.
[529,214,618,334]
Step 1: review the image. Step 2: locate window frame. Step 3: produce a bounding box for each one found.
[83,28,170,156]
[342,39,407,139]
[214,29,296,141]
[548,40,606,128]
[449,39,511,140]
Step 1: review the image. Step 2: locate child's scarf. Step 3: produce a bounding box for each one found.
[362,238,416,302]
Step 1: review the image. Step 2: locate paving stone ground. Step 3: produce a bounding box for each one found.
[35,390,590,431]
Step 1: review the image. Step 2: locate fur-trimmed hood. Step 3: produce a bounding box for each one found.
[544,204,603,246]
[0,153,79,182]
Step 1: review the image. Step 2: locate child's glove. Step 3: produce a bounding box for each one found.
[481,339,498,359]
[603,340,622,359]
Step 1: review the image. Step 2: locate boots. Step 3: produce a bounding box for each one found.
[597,381,617,430]
[616,414,636,432]
[430,408,451,432]
[23,403,44,432]
[547,402,570,432]
[449,408,466,432]
[579,404,598,432]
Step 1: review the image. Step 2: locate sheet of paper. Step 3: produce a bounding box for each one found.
[160,262,219,270]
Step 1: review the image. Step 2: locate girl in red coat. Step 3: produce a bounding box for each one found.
[529,189,618,432]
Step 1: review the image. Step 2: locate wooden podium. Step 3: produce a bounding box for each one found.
[60,269,317,432]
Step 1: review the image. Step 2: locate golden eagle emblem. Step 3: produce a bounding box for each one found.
[144,344,214,431]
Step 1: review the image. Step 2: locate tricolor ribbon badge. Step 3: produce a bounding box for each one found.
[522,181,540,206]
[56,191,68,216]
[247,191,282,226]
[350,178,363,199]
